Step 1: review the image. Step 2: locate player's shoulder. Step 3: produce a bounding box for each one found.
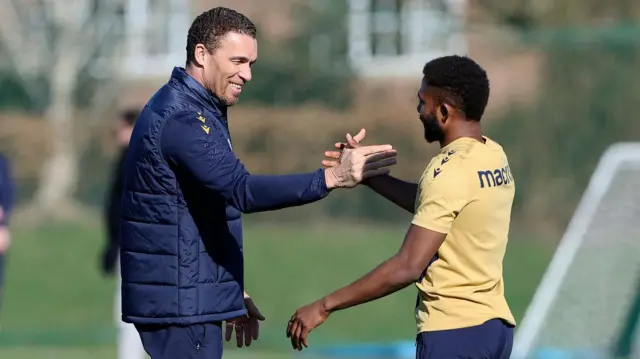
[454,137,508,166]
[466,137,515,189]
[420,150,467,187]
[420,137,509,187]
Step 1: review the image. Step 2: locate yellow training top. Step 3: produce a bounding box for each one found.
[412,136,516,333]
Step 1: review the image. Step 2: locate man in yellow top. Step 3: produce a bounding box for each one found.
[286,55,516,359]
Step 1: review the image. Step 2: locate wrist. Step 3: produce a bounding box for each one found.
[319,296,335,314]
[323,168,339,190]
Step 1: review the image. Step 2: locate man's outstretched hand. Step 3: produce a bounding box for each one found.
[286,300,330,351]
[322,128,366,168]
[225,293,266,348]
[323,130,395,189]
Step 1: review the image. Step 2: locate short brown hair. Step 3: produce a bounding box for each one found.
[186,7,257,66]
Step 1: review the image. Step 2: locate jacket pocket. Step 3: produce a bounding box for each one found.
[186,324,206,350]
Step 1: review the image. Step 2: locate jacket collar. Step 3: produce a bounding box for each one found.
[170,67,227,117]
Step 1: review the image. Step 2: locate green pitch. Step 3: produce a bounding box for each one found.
[0,220,552,358]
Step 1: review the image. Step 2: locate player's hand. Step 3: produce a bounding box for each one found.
[286,300,330,351]
[324,145,397,189]
[225,293,266,348]
[322,128,365,168]
[324,144,396,189]
[0,226,11,254]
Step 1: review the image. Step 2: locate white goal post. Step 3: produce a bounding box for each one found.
[512,142,640,359]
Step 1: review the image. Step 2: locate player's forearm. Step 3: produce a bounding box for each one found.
[320,257,417,313]
[364,175,417,214]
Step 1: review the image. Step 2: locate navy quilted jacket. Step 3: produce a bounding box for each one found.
[120,67,329,325]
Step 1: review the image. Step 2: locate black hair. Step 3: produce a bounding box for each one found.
[422,55,490,121]
[119,108,139,126]
[186,7,257,66]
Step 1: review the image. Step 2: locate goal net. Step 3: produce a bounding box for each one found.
[512,143,640,359]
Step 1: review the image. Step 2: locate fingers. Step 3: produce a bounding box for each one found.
[251,317,260,340]
[293,323,304,351]
[364,150,397,161]
[254,310,266,321]
[286,316,304,351]
[356,144,394,155]
[324,150,342,159]
[346,133,358,148]
[301,328,310,349]
[352,128,366,143]
[288,319,300,349]
[236,322,243,347]
[225,321,234,342]
[346,133,361,148]
[322,150,342,168]
[246,299,266,321]
[243,323,252,347]
[322,160,337,168]
[286,317,292,337]
[363,157,397,172]
[362,168,391,180]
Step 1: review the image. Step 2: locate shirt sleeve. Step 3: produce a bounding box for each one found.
[160,111,329,213]
[0,155,15,226]
[411,162,470,234]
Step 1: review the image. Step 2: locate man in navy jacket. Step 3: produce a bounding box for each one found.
[120,7,397,359]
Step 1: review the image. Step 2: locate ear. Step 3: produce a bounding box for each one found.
[440,102,457,122]
[193,44,208,67]
[438,103,451,124]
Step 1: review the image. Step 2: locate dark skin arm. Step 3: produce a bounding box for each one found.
[363,175,417,214]
[286,224,446,350]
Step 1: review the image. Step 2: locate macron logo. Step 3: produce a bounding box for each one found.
[477,165,514,188]
[433,168,442,178]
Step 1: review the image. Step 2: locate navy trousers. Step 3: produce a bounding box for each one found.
[136,322,223,359]
[416,319,514,359]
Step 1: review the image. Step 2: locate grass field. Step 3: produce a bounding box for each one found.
[0,220,553,358]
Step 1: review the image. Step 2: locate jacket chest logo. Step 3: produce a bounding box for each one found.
[198,112,232,150]
[197,112,210,134]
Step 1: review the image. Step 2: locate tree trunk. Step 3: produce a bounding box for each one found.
[33,52,80,215]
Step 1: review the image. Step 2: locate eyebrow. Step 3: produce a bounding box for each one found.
[230,56,257,64]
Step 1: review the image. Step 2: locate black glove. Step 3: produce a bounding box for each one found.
[100,245,119,276]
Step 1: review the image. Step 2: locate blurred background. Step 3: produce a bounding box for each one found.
[0,0,639,358]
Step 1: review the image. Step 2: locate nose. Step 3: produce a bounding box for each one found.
[239,64,252,83]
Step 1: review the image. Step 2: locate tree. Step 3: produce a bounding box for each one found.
[243,1,354,109]
[478,0,640,231]
[0,0,124,217]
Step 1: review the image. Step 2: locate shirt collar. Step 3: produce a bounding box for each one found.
[170,67,226,116]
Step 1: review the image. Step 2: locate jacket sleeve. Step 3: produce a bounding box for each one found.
[0,155,15,226]
[160,111,329,213]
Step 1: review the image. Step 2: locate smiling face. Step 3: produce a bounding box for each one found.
[198,32,257,106]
